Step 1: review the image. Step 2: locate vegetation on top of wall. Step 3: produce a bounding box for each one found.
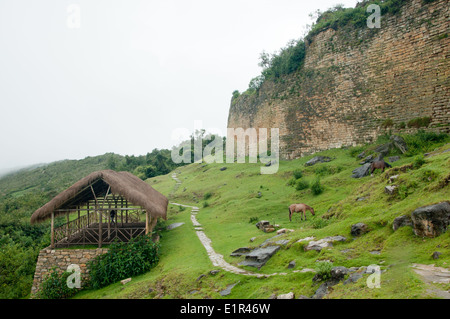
[233,0,433,98]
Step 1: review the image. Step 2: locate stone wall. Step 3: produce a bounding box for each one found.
[31,247,108,296]
[228,0,449,159]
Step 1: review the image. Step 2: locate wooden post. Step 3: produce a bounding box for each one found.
[66,211,70,240]
[98,206,102,248]
[145,211,150,235]
[51,211,55,249]
[87,202,90,225]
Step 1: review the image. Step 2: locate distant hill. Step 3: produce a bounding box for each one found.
[0,153,124,198]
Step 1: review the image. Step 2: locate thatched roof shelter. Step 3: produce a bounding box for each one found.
[30,170,168,248]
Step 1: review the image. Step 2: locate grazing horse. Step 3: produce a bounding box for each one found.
[110,210,117,226]
[289,204,315,222]
[370,160,392,176]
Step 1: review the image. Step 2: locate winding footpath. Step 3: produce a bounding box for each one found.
[169,173,314,278]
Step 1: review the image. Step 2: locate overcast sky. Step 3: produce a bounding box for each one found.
[0,0,359,170]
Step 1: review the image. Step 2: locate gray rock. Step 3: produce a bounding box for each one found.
[305,156,332,167]
[389,156,401,163]
[277,292,295,299]
[288,260,296,269]
[166,222,185,230]
[411,201,450,238]
[304,236,347,252]
[331,266,349,281]
[312,283,329,299]
[432,252,442,260]
[230,247,252,257]
[220,167,227,171]
[351,163,372,178]
[359,154,375,165]
[385,185,398,195]
[220,282,239,296]
[210,270,220,275]
[238,246,281,269]
[390,135,408,154]
[255,220,270,230]
[344,273,363,285]
[393,215,412,231]
[351,223,369,236]
[370,251,381,255]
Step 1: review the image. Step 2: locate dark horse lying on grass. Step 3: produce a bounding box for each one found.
[289,203,315,222]
[370,160,392,176]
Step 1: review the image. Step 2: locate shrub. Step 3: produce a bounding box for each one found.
[87,235,160,290]
[295,179,310,191]
[311,177,324,195]
[292,169,303,179]
[203,192,213,200]
[407,117,431,128]
[311,217,329,229]
[413,155,426,169]
[404,130,449,156]
[37,267,78,299]
[381,118,394,128]
[315,261,333,281]
[203,201,209,208]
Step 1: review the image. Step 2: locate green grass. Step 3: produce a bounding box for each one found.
[76,140,450,299]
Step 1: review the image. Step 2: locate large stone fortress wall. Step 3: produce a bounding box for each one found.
[227,0,449,159]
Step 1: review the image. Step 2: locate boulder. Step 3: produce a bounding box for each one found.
[390,135,408,154]
[411,201,450,237]
[304,236,347,252]
[385,185,398,195]
[344,273,363,285]
[230,247,252,257]
[351,223,369,236]
[277,292,295,299]
[312,283,329,299]
[392,215,412,231]
[330,266,349,281]
[389,156,401,163]
[220,167,227,171]
[432,252,442,260]
[238,246,281,269]
[388,175,399,184]
[288,260,296,269]
[305,156,332,167]
[351,163,372,178]
[255,220,275,232]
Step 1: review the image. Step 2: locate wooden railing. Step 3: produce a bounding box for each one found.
[53,209,145,247]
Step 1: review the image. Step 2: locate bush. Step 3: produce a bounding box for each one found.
[87,235,160,290]
[381,118,394,128]
[37,267,78,299]
[292,169,303,179]
[404,130,449,156]
[311,217,329,229]
[413,155,426,169]
[295,179,310,191]
[311,177,324,195]
[203,192,213,200]
[315,261,333,281]
[407,117,431,128]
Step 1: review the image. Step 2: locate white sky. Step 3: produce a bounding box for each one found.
[0,0,359,170]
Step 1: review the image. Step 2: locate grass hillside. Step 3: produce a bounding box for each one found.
[76,132,450,299]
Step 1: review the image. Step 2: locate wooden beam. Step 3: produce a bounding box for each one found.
[51,211,55,249]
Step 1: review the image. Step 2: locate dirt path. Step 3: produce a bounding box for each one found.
[412,264,450,299]
[169,173,313,278]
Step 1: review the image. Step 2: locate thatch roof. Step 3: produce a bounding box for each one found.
[30,170,168,224]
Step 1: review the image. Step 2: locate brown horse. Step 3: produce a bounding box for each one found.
[370,160,392,176]
[289,204,315,222]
